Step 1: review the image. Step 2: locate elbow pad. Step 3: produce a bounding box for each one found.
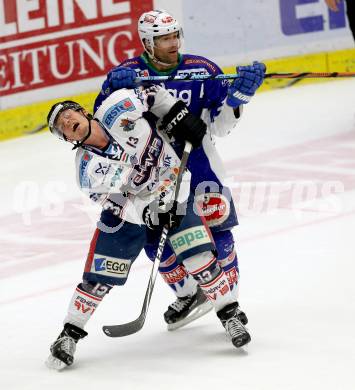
[204,104,243,138]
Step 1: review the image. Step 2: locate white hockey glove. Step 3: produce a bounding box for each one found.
[145,85,206,148]
[144,85,177,117]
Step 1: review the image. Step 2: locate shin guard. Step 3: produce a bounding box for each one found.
[183,251,236,312]
[63,281,112,329]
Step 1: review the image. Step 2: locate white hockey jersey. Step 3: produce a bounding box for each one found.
[75,88,191,225]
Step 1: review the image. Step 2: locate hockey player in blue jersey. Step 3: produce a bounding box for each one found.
[94,10,266,329]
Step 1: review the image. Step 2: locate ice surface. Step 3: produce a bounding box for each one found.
[1,79,355,390]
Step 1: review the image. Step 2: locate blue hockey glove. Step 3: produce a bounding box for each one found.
[108,67,137,90]
[226,61,266,108]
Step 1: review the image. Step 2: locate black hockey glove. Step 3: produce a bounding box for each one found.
[160,100,207,148]
[143,201,183,231]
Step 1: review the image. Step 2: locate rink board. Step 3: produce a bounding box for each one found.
[1,48,354,142]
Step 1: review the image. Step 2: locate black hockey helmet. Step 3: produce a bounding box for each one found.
[47,100,83,141]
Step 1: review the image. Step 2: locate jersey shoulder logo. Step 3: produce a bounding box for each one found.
[79,152,92,188]
[138,69,149,77]
[121,59,140,66]
[103,98,136,129]
[184,58,218,74]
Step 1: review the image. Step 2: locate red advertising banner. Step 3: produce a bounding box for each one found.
[0,0,153,97]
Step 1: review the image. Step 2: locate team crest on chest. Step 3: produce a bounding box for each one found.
[120,119,136,132]
[102,98,136,129]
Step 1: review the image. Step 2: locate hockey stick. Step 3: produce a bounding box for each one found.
[136,71,355,83]
[31,71,351,137]
[25,123,48,135]
[102,141,193,337]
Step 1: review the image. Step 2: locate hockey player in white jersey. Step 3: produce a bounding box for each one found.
[95,9,266,330]
[45,86,251,370]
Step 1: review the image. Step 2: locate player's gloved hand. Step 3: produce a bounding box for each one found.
[160,100,207,148]
[144,85,177,116]
[226,61,266,108]
[143,201,183,230]
[108,67,137,90]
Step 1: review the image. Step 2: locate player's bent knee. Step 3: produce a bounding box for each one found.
[182,251,221,284]
[80,280,113,299]
[182,252,235,310]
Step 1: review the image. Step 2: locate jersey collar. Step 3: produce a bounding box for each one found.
[140,52,183,75]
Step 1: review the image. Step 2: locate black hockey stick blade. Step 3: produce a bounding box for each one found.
[25,123,47,135]
[103,257,158,337]
[103,310,146,337]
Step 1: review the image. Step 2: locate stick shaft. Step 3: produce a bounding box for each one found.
[102,142,192,338]
[136,71,355,83]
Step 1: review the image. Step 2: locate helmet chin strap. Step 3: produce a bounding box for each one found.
[71,115,92,150]
[148,51,174,67]
[145,43,178,68]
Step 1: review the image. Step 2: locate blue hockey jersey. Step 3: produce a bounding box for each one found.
[94,53,239,231]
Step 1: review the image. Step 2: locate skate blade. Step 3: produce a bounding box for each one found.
[167,301,213,331]
[45,355,68,371]
[225,329,251,349]
[232,335,251,349]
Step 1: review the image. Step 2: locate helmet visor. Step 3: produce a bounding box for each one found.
[48,102,82,140]
[48,103,67,140]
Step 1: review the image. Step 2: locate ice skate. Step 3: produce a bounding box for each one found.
[46,323,88,370]
[217,302,251,348]
[164,286,213,331]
